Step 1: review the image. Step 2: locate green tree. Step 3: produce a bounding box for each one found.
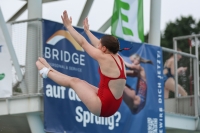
[161,16,200,53]
[145,16,200,49]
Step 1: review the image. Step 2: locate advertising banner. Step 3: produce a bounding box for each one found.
[43,19,165,133]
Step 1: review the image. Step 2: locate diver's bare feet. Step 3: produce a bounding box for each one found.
[36,60,50,78]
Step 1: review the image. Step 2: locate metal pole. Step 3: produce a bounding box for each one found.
[193,58,198,117]
[98,11,118,32]
[11,18,43,25]
[38,20,43,93]
[25,1,44,133]
[0,7,23,82]
[194,37,199,117]
[162,47,196,58]
[25,0,42,94]
[98,17,111,32]
[77,0,94,27]
[173,39,179,113]
[27,113,45,133]
[148,0,161,46]
[173,34,200,40]
[189,46,192,96]
[7,3,28,23]
[195,37,199,96]
[173,40,178,97]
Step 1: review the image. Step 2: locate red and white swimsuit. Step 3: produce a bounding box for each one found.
[97,55,126,117]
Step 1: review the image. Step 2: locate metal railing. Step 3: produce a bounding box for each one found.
[162,34,200,118]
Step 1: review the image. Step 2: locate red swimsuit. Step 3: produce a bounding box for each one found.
[97,55,126,117]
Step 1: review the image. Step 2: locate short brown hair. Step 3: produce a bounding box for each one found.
[100,35,120,54]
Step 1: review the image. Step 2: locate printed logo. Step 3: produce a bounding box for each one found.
[111,0,144,42]
[46,30,84,52]
[0,73,5,80]
[119,1,133,36]
[44,30,86,67]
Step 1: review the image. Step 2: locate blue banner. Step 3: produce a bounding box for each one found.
[42,19,165,133]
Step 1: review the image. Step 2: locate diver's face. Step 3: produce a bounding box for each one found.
[130,56,140,65]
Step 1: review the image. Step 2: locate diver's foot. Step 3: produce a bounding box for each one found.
[36,60,50,78]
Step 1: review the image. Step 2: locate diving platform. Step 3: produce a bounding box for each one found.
[0,94,200,132]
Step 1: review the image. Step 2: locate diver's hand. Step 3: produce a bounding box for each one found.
[83,17,89,32]
[61,10,72,28]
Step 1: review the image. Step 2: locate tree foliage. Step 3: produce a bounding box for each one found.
[161,16,200,51]
[145,16,200,49]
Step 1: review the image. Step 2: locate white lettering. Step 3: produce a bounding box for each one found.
[158,98,162,104]
[45,84,66,99]
[53,85,60,98]
[158,82,162,88]
[83,111,90,127]
[75,106,121,130]
[80,54,85,66]
[52,49,59,60]
[60,86,66,99]
[157,70,161,75]
[68,88,81,101]
[46,84,53,97]
[75,106,83,122]
[45,47,51,58]
[157,60,161,64]
[72,53,79,64]
[44,47,85,65]
[157,53,161,58]
[60,50,63,61]
[147,51,164,133]
[64,51,70,62]
[108,115,114,130]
